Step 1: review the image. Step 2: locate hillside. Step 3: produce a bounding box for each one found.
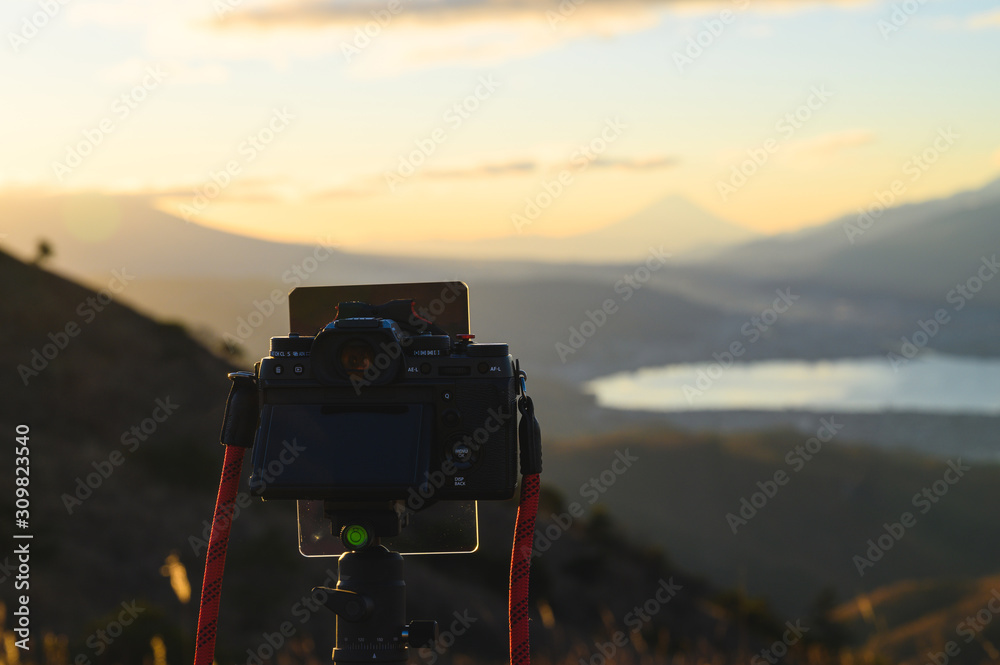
[542,427,1000,621]
[0,248,834,665]
[7,247,1000,663]
[833,574,1000,665]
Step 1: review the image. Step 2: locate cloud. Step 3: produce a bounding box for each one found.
[63,0,879,76]
[310,185,381,199]
[100,177,303,204]
[377,152,676,182]
[786,129,875,160]
[224,0,654,27]
[220,0,872,29]
[591,156,678,171]
[208,0,875,73]
[229,2,666,74]
[423,160,539,179]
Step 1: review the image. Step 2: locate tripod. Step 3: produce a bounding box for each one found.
[317,502,438,664]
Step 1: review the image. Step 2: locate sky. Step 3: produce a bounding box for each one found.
[1,0,999,253]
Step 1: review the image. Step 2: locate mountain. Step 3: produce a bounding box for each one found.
[0,190,427,280]
[703,178,1000,305]
[0,190,756,273]
[347,194,759,263]
[584,194,759,260]
[5,179,1000,309]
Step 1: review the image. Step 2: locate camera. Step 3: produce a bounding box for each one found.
[246,298,519,503]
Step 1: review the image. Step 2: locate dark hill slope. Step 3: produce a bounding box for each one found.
[0,249,822,665]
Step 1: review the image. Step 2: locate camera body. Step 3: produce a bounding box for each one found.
[248,308,518,503]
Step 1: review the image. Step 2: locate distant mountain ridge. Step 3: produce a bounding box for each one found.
[703,177,1000,304]
[0,190,756,273]
[353,194,759,262]
[0,191,396,279]
[4,180,999,309]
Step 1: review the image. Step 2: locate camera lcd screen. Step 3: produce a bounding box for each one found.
[255,403,431,494]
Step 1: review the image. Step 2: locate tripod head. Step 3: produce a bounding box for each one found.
[315,503,438,664]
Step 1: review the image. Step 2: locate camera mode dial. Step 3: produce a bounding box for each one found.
[466,343,508,357]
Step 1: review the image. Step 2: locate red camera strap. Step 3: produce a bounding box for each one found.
[193,445,245,665]
[509,472,540,665]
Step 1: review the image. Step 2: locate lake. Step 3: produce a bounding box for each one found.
[586,354,1000,414]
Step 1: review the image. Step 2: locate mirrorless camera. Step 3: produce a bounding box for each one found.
[247,298,518,503]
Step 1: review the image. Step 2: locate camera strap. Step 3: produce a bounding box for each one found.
[193,444,245,665]
[193,371,257,665]
[509,367,542,665]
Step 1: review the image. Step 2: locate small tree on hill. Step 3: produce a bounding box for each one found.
[33,238,54,266]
